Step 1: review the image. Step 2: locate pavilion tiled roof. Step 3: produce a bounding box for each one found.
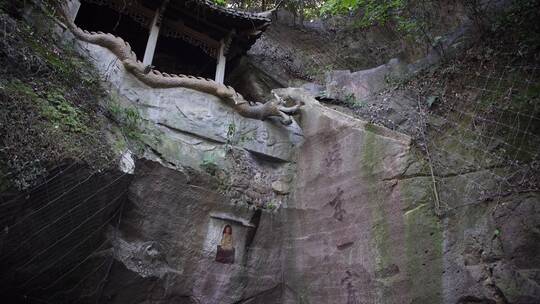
[193,0,271,23]
[80,0,272,58]
[165,0,272,58]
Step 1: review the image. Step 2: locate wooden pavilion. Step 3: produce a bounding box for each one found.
[70,0,272,83]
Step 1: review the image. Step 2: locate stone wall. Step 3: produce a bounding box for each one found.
[98,89,539,303]
[100,160,283,304]
[28,24,536,303]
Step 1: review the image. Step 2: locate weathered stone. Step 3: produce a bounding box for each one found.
[5,4,540,304]
[73,40,303,162]
[271,180,290,194]
[10,86,536,303]
[118,149,135,174]
[15,87,533,304]
[277,88,421,303]
[100,159,283,303]
[324,58,407,101]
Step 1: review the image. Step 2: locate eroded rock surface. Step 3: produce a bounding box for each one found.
[90,89,539,304]
[2,2,539,303]
[3,81,537,303]
[98,159,284,303]
[67,33,303,164]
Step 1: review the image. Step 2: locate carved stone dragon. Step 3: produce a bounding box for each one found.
[58,7,302,125]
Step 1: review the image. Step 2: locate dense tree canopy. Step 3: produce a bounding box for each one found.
[212,0,416,32]
[215,0,538,27]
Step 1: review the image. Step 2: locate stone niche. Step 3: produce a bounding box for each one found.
[203,212,256,265]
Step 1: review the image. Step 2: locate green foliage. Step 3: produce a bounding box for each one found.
[343,92,356,104]
[41,89,87,133]
[4,79,38,99]
[493,0,540,28]
[491,0,540,51]
[0,1,115,189]
[305,63,335,81]
[384,73,408,88]
[337,90,366,108]
[320,0,358,15]
[226,122,236,146]
[266,201,277,210]
[14,11,100,88]
[211,0,227,6]
[317,0,436,41]
[107,99,143,141]
[320,0,409,28]
[198,0,421,35]
[201,155,219,176]
[4,80,87,133]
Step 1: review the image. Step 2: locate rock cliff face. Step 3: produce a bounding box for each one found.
[91,87,539,304]
[2,9,538,303]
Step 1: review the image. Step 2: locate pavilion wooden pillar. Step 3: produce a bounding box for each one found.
[215,31,233,84]
[214,39,226,84]
[143,1,168,65]
[66,0,81,20]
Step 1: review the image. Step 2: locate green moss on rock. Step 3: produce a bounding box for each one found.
[362,129,394,301]
[399,172,443,303]
[0,6,114,189]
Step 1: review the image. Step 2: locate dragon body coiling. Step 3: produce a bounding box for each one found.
[61,10,301,124]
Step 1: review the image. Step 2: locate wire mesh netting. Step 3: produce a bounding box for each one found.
[1,1,539,303]
[0,160,132,303]
[321,46,540,216]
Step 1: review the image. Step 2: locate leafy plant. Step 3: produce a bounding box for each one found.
[321,0,408,27]
[211,0,227,6]
[41,89,87,133]
[201,155,219,176]
[340,91,366,108]
[226,122,236,147]
[106,99,143,141]
[0,0,114,190]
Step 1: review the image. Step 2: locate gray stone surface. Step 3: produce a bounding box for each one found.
[101,160,283,304]
[74,40,303,163]
[324,58,407,101]
[96,89,539,304]
[5,4,539,304]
